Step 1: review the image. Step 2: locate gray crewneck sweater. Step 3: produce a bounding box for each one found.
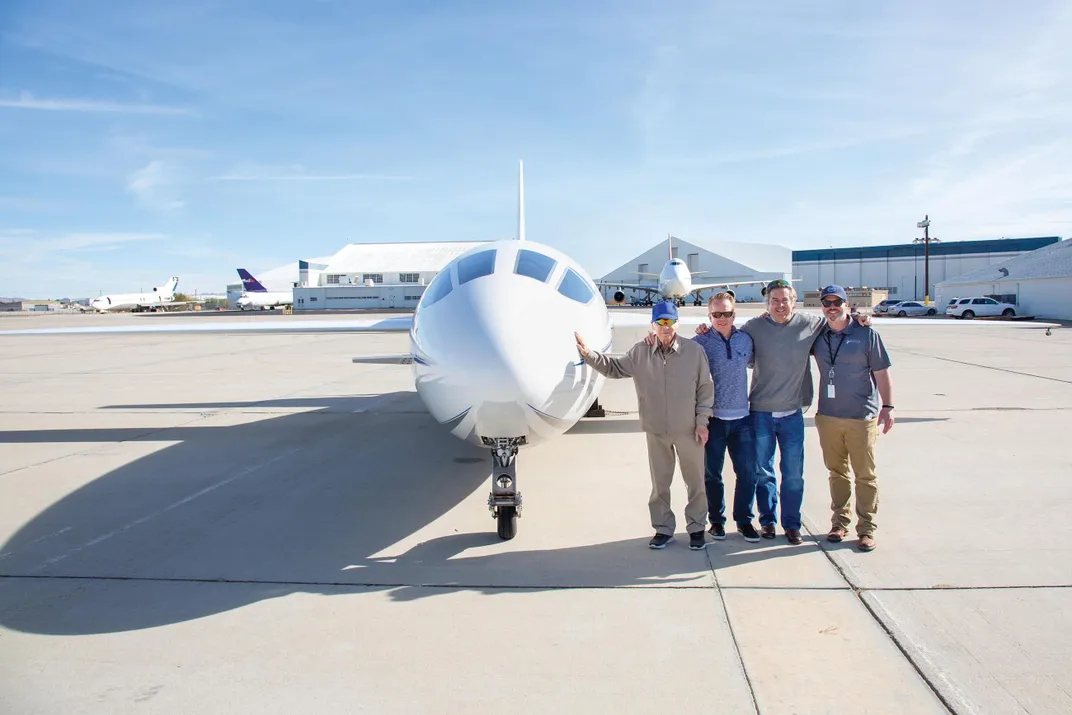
[741,312,825,413]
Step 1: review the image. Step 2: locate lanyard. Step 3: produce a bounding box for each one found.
[825,331,846,379]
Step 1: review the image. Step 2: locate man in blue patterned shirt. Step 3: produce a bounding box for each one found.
[692,292,761,543]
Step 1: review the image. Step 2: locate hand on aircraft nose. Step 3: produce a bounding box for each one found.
[574,332,589,357]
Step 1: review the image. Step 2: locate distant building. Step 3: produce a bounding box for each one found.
[936,238,1072,320]
[292,241,491,310]
[792,237,1060,303]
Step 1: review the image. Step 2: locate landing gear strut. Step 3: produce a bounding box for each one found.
[483,437,525,540]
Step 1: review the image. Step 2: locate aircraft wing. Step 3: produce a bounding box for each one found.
[687,279,766,294]
[0,316,413,337]
[595,281,662,296]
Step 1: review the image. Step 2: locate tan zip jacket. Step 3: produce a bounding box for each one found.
[583,336,714,435]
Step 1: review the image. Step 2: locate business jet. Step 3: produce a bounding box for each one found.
[87,277,200,313]
[235,269,294,311]
[599,235,775,307]
[1,163,1058,541]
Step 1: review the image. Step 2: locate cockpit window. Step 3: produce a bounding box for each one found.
[557,268,595,304]
[457,250,496,285]
[420,268,453,307]
[514,249,556,283]
[670,259,683,265]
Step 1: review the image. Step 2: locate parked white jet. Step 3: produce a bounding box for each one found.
[88,277,198,313]
[1,163,1057,540]
[599,235,778,306]
[235,269,293,311]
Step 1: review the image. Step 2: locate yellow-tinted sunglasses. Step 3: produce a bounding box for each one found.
[654,318,677,326]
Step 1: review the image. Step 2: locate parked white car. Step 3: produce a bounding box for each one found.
[887,301,938,317]
[945,297,1017,319]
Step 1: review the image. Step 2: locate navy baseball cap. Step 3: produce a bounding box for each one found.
[651,300,678,322]
[820,285,848,302]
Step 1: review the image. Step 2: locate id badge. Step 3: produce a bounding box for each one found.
[826,383,836,399]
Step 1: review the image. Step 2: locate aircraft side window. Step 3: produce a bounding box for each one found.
[514,249,556,283]
[457,250,496,285]
[557,268,595,304]
[421,269,453,307]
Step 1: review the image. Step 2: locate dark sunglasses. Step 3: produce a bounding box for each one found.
[821,298,844,307]
[709,310,735,318]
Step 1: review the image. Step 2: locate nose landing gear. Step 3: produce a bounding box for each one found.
[483,436,526,540]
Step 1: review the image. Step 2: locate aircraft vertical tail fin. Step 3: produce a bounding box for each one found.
[158,277,179,295]
[517,159,525,241]
[237,269,268,292]
[668,233,673,261]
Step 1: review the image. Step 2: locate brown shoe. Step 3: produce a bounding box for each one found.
[858,534,876,552]
[827,526,848,543]
[761,524,776,539]
[785,528,803,545]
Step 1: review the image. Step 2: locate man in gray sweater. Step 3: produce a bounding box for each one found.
[576,300,714,551]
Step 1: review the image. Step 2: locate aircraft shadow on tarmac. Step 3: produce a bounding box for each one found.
[0,392,945,636]
[0,392,785,636]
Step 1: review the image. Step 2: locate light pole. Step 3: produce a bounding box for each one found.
[914,216,936,305]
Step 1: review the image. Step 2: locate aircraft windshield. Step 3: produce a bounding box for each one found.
[457,250,496,285]
[421,268,453,307]
[557,268,595,304]
[514,249,556,283]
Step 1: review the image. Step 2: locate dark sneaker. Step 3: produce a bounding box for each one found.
[858,534,876,552]
[827,526,848,543]
[689,531,707,550]
[649,533,673,549]
[709,523,726,540]
[786,528,803,545]
[737,523,761,543]
[761,524,776,539]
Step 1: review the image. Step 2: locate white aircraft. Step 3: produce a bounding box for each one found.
[599,235,777,306]
[1,163,1059,540]
[235,269,293,311]
[87,277,199,313]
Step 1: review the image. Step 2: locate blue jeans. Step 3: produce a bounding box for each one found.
[753,410,805,530]
[705,415,757,526]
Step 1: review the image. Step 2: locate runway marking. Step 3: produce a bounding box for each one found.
[30,447,303,571]
[0,527,72,561]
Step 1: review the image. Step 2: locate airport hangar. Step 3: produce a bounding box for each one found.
[791,236,1060,305]
[234,234,1063,313]
[935,237,1072,320]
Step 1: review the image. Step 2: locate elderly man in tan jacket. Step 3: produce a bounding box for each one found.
[575,300,714,550]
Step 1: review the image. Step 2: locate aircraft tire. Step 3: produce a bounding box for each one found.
[496,506,518,540]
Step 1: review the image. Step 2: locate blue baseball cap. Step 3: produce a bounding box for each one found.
[651,300,678,322]
[820,285,848,302]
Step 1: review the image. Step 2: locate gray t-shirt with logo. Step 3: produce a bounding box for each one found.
[811,320,892,420]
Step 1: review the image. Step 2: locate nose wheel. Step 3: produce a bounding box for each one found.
[483,437,525,540]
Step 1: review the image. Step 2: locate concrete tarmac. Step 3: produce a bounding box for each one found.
[0,307,1068,714]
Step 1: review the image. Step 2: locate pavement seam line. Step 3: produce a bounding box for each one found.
[801,519,962,715]
[706,549,763,715]
[896,349,1072,385]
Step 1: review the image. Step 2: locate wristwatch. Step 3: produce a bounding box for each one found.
[881,404,894,410]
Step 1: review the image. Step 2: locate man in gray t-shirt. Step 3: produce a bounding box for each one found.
[811,285,894,553]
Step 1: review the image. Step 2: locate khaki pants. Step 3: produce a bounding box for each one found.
[814,414,879,536]
[645,433,707,535]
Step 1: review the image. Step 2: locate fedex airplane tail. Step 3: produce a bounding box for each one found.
[237,269,268,293]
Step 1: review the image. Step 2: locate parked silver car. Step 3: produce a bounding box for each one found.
[888,301,938,317]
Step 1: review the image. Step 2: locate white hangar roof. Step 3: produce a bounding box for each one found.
[938,238,1072,285]
[324,241,491,274]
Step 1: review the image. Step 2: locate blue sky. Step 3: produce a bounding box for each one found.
[1,1,1070,299]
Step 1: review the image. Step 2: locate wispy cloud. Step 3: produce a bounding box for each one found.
[0,91,192,115]
[206,164,412,182]
[126,160,186,211]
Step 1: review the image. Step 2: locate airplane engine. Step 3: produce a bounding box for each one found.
[613,291,625,304]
